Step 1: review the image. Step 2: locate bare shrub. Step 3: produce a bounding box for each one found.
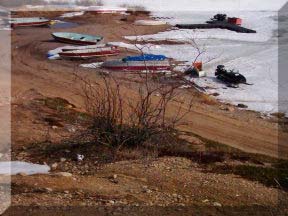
[75,72,192,151]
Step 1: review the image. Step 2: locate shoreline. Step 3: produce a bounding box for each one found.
[3,9,288,215]
[9,10,287,156]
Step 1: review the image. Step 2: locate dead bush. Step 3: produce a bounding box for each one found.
[75,73,192,151]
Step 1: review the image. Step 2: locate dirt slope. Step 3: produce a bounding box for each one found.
[11,12,287,159]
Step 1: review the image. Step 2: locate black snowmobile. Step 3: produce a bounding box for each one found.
[206,14,227,24]
[211,14,227,22]
[215,65,249,87]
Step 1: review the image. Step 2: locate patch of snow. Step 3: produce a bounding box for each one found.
[134,20,167,26]
[87,6,127,13]
[80,62,103,68]
[60,11,85,18]
[179,84,192,89]
[25,5,46,9]
[107,42,139,51]
[0,161,50,175]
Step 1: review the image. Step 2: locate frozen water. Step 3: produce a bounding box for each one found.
[123,11,285,115]
[93,0,286,11]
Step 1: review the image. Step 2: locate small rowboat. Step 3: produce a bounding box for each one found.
[101,59,171,71]
[10,17,51,28]
[59,46,120,59]
[52,32,103,45]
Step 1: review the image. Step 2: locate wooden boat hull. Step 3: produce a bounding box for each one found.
[61,44,114,52]
[59,48,120,59]
[102,60,171,71]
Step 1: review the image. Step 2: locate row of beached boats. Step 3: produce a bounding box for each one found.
[8,6,128,28]
[51,32,171,71]
[10,16,171,72]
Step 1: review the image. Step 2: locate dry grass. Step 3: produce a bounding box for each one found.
[200,94,218,105]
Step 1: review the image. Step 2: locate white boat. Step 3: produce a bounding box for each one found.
[9,17,51,28]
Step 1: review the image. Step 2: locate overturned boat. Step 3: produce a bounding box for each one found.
[101,54,171,71]
[59,46,120,59]
[52,32,103,45]
[10,17,51,28]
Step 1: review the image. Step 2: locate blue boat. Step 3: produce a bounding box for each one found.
[102,54,170,71]
[123,54,167,62]
[52,32,103,45]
